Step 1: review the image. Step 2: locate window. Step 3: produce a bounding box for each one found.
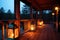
[43,10,52,14]
[20,1,30,14]
[20,1,31,19]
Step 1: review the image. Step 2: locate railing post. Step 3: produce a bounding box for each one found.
[56,10,58,32]
[6,23,8,39]
[2,23,4,40]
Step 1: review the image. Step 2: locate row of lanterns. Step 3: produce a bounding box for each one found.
[30,20,44,31]
[6,6,59,39]
[6,20,43,39]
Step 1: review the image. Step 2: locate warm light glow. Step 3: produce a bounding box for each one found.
[31,27,34,30]
[52,13,55,15]
[30,25,35,31]
[14,28,19,38]
[39,21,43,25]
[8,28,19,38]
[38,21,45,28]
[55,7,59,10]
[37,20,44,28]
[12,33,14,37]
[38,21,43,28]
[8,29,14,38]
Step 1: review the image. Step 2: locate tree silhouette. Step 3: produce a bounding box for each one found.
[0,7,5,20]
[0,7,15,20]
[7,9,12,20]
[0,7,5,13]
[7,9,12,13]
[7,9,15,20]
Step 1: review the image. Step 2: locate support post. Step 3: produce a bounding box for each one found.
[14,0,20,38]
[56,10,58,32]
[15,0,20,20]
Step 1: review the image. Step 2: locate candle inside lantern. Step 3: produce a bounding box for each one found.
[30,25,35,31]
[8,29,14,38]
[39,21,43,25]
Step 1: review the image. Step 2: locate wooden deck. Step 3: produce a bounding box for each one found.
[19,24,59,40]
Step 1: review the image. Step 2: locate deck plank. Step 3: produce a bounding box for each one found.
[20,24,58,40]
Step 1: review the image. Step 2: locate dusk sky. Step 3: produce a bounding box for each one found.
[0,0,14,13]
[0,0,24,13]
[0,0,51,14]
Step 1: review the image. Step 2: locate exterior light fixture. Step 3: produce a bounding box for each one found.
[52,13,55,16]
[54,6,59,32]
[55,7,59,11]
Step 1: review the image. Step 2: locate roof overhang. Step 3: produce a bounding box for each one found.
[20,0,60,10]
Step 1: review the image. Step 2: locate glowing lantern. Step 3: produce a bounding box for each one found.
[30,24,35,31]
[37,20,44,28]
[8,29,14,38]
[39,21,43,26]
[52,13,55,16]
[30,21,36,31]
[14,28,19,38]
[8,23,19,39]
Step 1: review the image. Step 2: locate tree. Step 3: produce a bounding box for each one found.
[7,9,12,20]
[7,9,12,14]
[0,7,5,13]
[0,7,5,20]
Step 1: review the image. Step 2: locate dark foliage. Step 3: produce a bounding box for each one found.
[0,7,15,20]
